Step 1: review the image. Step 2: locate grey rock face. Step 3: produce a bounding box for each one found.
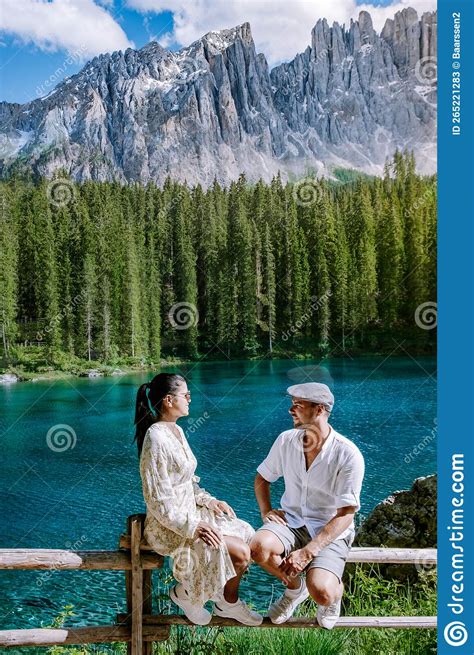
[0,9,436,186]
[355,474,437,549]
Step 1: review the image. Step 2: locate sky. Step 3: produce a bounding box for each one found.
[0,0,436,104]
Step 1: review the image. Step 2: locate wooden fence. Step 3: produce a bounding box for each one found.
[0,513,437,653]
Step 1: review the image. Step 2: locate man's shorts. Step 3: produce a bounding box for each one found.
[257,522,354,583]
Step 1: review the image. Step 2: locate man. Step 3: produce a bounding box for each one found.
[250,382,364,629]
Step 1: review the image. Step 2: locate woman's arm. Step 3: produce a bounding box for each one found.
[192,475,216,508]
[140,434,199,540]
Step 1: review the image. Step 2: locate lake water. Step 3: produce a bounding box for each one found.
[0,356,436,629]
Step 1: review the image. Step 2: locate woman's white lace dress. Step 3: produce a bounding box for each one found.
[140,422,255,606]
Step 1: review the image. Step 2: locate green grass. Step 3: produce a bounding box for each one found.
[7,566,437,655]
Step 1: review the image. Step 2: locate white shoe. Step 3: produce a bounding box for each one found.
[268,579,309,624]
[317,594,342,629]
[169,584,212,626]
[214,598,263,626]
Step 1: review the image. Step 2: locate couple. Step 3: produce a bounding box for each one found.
[135,373,364,628]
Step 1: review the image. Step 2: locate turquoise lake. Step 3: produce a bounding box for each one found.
[0,356,436,629]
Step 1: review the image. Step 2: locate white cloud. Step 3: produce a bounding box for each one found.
[0,0,133,59]
[126,0,436,65]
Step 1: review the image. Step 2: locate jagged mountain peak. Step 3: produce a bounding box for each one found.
[0,9,436,186]
[201,22,253,51]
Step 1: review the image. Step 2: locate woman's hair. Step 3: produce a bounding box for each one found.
[134,373,186,456]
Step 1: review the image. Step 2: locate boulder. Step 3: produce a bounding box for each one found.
[0,373,19,384]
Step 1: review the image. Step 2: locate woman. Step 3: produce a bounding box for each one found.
[135,372,262,626]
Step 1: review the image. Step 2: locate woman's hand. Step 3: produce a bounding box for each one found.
[194,521,223,548]
[208,499,236,518]
[262,509,287,525]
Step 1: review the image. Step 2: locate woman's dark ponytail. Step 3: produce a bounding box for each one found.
[134,373,186,456]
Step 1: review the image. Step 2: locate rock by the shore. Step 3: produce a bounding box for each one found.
[80,369,103,378]
[355,474,437,548]
[0,373,19,384]
[111,368,125,376]
[352,474,436,580]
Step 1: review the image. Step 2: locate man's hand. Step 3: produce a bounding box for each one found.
[279,547,315,577]
[194,521,223,548]
[262,509,287,525]
[208,499,236,518]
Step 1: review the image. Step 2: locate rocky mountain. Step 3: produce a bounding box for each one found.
[0,8,436,187]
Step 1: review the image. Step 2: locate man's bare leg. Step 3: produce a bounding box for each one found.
[250,530,300,590]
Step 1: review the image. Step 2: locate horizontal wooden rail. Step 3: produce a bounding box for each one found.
[118,537,438,566]
[0,549,163,571]
[139,614,436,629]
[0,626,170,648]
[0,547,436,570]
[346,547,437,565]
[0,615,437,646]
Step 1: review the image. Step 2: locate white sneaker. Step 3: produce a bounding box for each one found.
[317,594,342,629]
[214,598,263,626]
[169,584,212,626]
[268,579,309,624]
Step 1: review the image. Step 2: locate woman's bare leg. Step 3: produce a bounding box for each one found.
[222,536,251,603]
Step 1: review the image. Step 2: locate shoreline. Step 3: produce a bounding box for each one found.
[0,348,436,386]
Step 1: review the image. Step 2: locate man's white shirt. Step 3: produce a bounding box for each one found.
[257,427,365,540]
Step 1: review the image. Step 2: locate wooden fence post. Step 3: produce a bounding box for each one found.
[124,515,146,655]
[130,515,144,655]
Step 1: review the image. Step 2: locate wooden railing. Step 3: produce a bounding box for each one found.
[0,514,437,653]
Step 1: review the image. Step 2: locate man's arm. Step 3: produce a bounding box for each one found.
[254,472,287,525]
[279,506,356,576]
[305,506,356,556]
